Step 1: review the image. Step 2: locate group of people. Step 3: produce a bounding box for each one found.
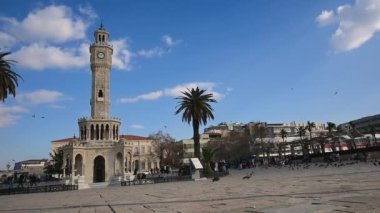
[210,160,229,174]
[5,173,40,188]
[133,165,172,176]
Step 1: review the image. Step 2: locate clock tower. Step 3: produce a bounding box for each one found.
[90,24,113,119]
[78,24,121,143]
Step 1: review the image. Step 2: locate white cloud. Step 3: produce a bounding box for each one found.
[0,5,87,43]
[112,39,133,70]
[0,105,28,128]
[12,43,89,70]
[130,124,145,129]
[162,35,174,46]
[78,5,98,19]
[119,91,163,103]
[163,82,224,100]
[119,82,223,104]
[318,0,380,52]
[137,47,167,58]
[17,89,69,105]
[316,10,336,26]
[137,35,181,58]
[0,32,16,48]
[162,35,181,47]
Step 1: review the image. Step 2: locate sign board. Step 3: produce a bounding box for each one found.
[190,158,203,169]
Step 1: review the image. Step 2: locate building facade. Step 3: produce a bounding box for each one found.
[52,25,159,185]
[13,159,48,176]
[179,134,210,158]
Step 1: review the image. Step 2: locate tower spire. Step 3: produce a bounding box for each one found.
[100,21,104,30]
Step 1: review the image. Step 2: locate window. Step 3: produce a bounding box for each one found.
[98,90,103,98]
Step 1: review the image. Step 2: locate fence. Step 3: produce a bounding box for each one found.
[121,175,192,186]
[0,184,78,196]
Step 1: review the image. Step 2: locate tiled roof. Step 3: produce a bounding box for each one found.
[120,135,149,140]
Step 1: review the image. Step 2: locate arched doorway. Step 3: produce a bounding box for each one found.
[93,156,105,183]
[74,154,83,176]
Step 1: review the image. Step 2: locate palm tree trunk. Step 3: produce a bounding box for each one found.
[192,120,201,159]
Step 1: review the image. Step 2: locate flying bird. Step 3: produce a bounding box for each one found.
[32,114,35,118]
[334,91,338,95]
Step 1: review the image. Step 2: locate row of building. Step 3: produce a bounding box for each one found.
[6,114,380,178]
[180,114,380,158]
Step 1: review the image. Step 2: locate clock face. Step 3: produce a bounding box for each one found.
[97,52,105,59]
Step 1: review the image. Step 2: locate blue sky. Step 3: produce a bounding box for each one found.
[1,0,380,169]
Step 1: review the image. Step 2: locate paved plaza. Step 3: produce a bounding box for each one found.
[1,162,379,213]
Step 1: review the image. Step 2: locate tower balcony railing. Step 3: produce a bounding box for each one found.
[78,116,121,122]
[92,42,113,48]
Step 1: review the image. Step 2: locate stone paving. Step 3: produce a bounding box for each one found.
[0,161,379,212]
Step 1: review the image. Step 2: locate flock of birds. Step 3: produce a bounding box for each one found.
[32,114,45,119]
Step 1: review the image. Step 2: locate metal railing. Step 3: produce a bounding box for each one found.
[0,184,78,196]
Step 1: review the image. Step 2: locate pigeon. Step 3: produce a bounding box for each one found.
[212,177,220,182]
[243,172,253,179]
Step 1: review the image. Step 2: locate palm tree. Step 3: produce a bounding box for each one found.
[327,122,336,136]
[297,126,306,141]
[306,121,316,139]
[49,150,64,179]
[280,129,287,142]
[175,87,216,159]
[297,126,308,157]
[0,51,23,102]
[202,146,218,177]
[348,122,360,150]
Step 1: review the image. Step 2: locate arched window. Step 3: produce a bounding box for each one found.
[98,90,103,98]
[102,35,105,42]
[90,125,95,140]
[113,125,116,140]
[100,124,104,140]
[98,35,101,43]
[96,124,99,140]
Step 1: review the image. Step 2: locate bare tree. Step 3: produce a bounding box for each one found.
[149,131,182,167]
